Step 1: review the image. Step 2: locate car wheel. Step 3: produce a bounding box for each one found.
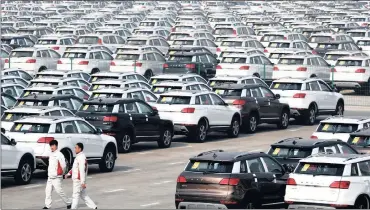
[355,196,370,209]
[91,68,100,74]
[243,113,258,133]
[189,120,208,143]
[277,109,289,129]
[144,70,153,80]
[228,116,240,138]
[62,150,72,170]
[303,105,316,125]
[335,101,344,116]
[99,147,116,172]
[14,158,33,185]
[244,201,257,209]
[119,133,132,153]
[158,127,172,148]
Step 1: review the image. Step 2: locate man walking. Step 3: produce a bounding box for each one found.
[66,143,97,209]
[43,140,71,209]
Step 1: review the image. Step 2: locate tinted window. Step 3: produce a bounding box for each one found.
[80,104,114,112]
[295,162,344,176]
[158,96,191,104]
[185,160,233,173]
[317,123,359,133]
[268,147,312,158]
[11,123,50,133]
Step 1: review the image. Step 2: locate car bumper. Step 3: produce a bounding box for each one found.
[35,157,49,170]
[333,81,364,89]
[178,202,228,209]
[173,124,197,135]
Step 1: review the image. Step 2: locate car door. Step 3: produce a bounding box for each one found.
[48,49,61,69]
[153,52,166,75]
[260,56,274,80]
[136,101,161,136]
[209,93,234,126]
[75,120,103,158]
[123,101,147,137]
[1,134,19,170]
[318,80,337,110]
[317,57,331,80]
[306,81,326,110]
[100,51,113,72]
[250,87,270,119]
[57,121,83,156]
[260,87,280,119]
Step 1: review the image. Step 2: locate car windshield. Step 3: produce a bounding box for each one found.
[168,55,193,62]
[347,32,366,37]
[335,60,363,66]
[328,24,345,28]
[140,22,155,27]
[115,54,140,60]
[152,86,182,93]
[268,147,312,158]
[37,40,58,44]
[76,37,99,44]
[357,40,370,46]
[1,112,39,122]
[157,96,191,104]
[269,53,291,59]
[10,51,33,57]
[348,136,370,147]
[261,35,284,42]
[295,162,344,176]
[213,88,242,97]
[220,41,243,47]
[317,123,359,133]
[168,34,191,41]
[17,30,34,35]
[91,93,123,99]
[221,57,246,63]
[209,80,237,87]
[268,42,290,48]
[214,28,233,35]
[271,82,302,90]
[175,26,194,31]
[185,160,233,173]
[15,100,49,106]
[10,123,50,133]
[135,31,154,36]
[308,36,331,43]
[173,40,194,45]
[278,58,304,65]
[127,40,147,45]
[324,54,346,61]
[317,43,339,49]
[66,47,88,51]
[62,52,87,58]
[80,104,115,112]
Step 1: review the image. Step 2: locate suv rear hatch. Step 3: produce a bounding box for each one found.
[76,103,118,132]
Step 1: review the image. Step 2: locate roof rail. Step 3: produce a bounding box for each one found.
[352,127,370,133]
[233,151,263,160]
[196,150,224,157]
[277,137,303,143]
[324,115,344,120]
[307,151,334,158]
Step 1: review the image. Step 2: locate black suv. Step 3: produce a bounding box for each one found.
[76,98,174,153]
[212,84,290,133]
[175,150,289,209]
[268,137,359,169]
[166,46,215,58]
[163,52,218,79]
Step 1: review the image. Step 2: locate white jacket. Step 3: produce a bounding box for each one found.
[48,150,66,179]
[67,152,88,184]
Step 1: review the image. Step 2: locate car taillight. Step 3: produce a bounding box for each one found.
[362,23,368,26]
[83,95,89,100]
[103,116,118,122]
[264,49,268,53]
[37,137,55,144]
[329,181,350,189]
[310,135,318,139]
[217,48,221,52]
[110,61,116,66]
[163,63,169,68]
[232,99,246,109]
[82,85,88,90]
[232,29,237,35]
[283,36,287,40]
[239,66,249,70]
[177,176,187,183]
[185,63,196,69]
[57,60,62,64]
[132,62,142,67]
[181,107,195,113]
[78,61,89,65]
[287,178,297,185]
[311,50,317,55]
[356,69,366,73]
[98,38,103,44]
[331,68,337,72]
[26,59,36,63]
[219,178,239,186]
[52,46,60,50]
[216,65,222,69]
[296,67,307,71]
[293,93,306,98]
[5,59,9,63]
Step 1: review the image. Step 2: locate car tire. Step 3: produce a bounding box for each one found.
[303,104,316,125]
[277,109,289,129]
[91,68,100,74]
[118,132,132,153]
[243,113,258,133]
[244,200,260,209]
[189,120,208,143]
[99,147,116,172]
[144,70,153,80]
[158,127,172,148]
[62,150,72,170]
[228,116,240,138]
[14,158,33,185]
[354,196,369,209]
[335,101,344,116]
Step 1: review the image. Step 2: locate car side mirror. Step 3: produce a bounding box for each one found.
[10,138,17,146]
[275,94,280,99]
[152,109,158,115]
[359,47,363,51]
[95,128,103,135]
[217,59,220,63]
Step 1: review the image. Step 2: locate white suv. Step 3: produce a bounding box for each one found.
[285,153,370,209]
[6,116,118,172]
[154,90,241,142]
[311,116,370,141]
[1,132,36,185]
[270,78,344,125]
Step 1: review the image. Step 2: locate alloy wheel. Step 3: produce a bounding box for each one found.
[232,120,240,135]
[250,116,257,131]
[163,130,171,145]
[21,163,31,182]
[105,152,114,169]
[122,135,131,151]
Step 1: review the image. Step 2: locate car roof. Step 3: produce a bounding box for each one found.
[4,106,66,114]
[13,116,80,124]
[151,74,200,79]
[337,56,369,60]
[320,116,370,124]
[18,94,80,101]
[189,150,266,162]
[84,97,139,104]
[271,137,345,148]
[299,153,370,164]
[213,83,263,89]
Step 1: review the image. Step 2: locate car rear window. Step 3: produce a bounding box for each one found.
[17,30,34,35]
[185,160,234,173]
[221,57,246,63]
[348,136,370,147]
[357,40,370,46]
[328,24,345,28]
[1,112,39,122]
[175,26,194,31]
[317,43,339,49]
[214,88,242,97]
[348,32,365,38]
[271,82,302,90]
[268,42,290,48]
[10,51,33,57]
[209,80,237,87]
[152,86,182,94]
[76,37,99,44]
[268,147,312,158]
[10,123,50,133]
[308,36,331,43]
[316,123,359,133]
[22,90,54,96]
[127,40,147,45]
[261,35,284,42]
[295,162,345,176]
[62,52,87,58]
[37,40,58,45]
[214,28,233,35]
[90,93,123,99]
[269,53,291,59]
[173,40,194,45]
[80,104,115,112]
[220,41,243,47]
[278,58,304,65]
[168,55,193,62]
[150,78,179,85]
[168,34,191,41]
[66,47,88,51]
[336,60,363,66]
[157,96,191,104]
[115,54,140,60]
[135,31,154,36]
[215,37,229,42]
[324,54,346,61]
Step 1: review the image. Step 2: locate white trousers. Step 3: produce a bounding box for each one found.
[71,180,97,209]
[45,177,71,208]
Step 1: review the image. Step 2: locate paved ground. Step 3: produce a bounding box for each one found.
[2,110,369,209]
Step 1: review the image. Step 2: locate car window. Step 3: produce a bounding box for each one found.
[250,87,263,97]
[109,36,117,44]
[143,91,157,102]
[210,94,224,105]
[124,102,139,114]
[60,121,78,133]
[198,94,213,105]
[76,120,95,134]
[337,144,358,154]
[127,91,144,100]
[250,56,262,64]
[136,101,153,114]
[49,50,61,58]
[308,81,321,91]
[62,110,74,116]
[260,87,274,98]
[358,161,370,176]
[261,156,283,173]
[1,134,10,145]
[318,81,331,91]
[50,110,62,116]
[199,54,208,63]
[246,157,265,173]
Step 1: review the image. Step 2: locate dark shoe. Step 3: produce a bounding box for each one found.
[67,205,71,209]
[43,207,48,209]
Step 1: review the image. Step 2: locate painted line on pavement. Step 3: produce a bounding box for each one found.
[122,169,141,173]
[151,180,173,185]
[140,202,160,207]
[138,151,154,155]
[24,184,42,189]
[87,176,93,179]
[167,161,185,165]
[289,129,301,132]
[104,189,126,193]
[249,149,262,152]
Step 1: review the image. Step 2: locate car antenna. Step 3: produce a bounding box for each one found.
[213,153,217,159]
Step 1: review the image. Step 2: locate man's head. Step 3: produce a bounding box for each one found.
[75,142,84,154]
[49,140,58,152]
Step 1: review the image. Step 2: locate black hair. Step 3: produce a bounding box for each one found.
[76,142,84,151]
[49,140,58,147]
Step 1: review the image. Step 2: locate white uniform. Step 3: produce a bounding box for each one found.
[68,152,97,209]
[45,150,71,208]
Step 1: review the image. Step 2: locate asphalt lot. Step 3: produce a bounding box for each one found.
[2,109,369,209]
